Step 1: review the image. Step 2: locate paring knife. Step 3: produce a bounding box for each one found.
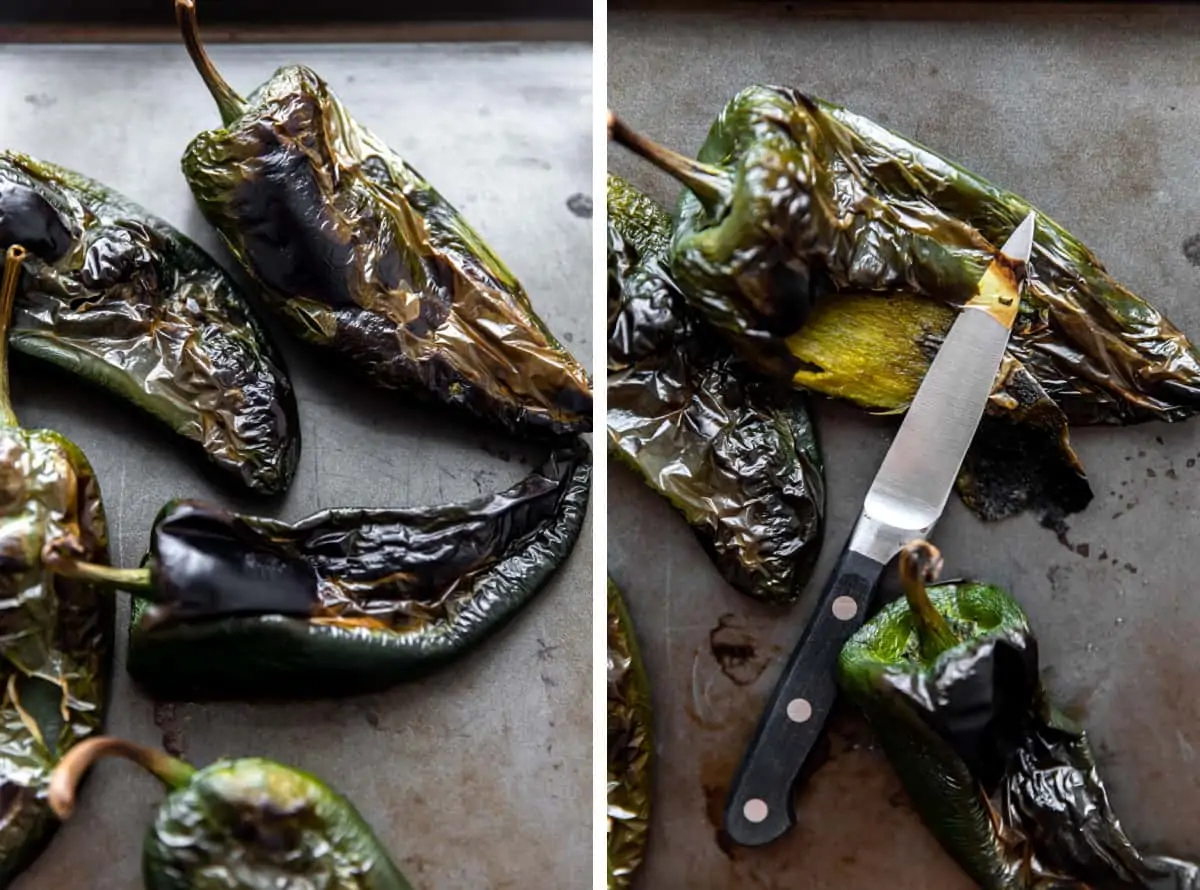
[722,211,1038,848]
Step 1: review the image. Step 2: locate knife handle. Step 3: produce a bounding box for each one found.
[722,540,887,848]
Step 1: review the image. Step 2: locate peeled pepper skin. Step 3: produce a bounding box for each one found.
[145,758,413,890]
[0,153,299,497]
[839,580,1200,889]
[180,62,593,439]
[607,174,825,605]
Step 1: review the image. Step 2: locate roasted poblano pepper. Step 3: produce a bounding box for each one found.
[838,541,1200,889]
[0,153,299,496]
[607,578,652,890]
[610,85,1200,521]
[49,736,413,889]
[115,442,589,700]
[607,174,824,604]
[0,245,117,885]
[174,0,592,439]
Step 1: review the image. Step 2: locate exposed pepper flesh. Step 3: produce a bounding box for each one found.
[838,541,1200,889]
[49,736,414,889]
[0,245,114,885]
[607,578,652,890]
[119,441,590,700]
[175,0,592,439]
[607,174,824,604]
[0,152,299,496]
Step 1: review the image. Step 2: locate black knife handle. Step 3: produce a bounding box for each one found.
[723,541,887,847]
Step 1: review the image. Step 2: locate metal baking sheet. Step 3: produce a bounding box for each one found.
[0,38,592,888]
[609,6,1200,888]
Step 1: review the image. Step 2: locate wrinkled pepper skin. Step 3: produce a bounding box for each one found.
[606,174,824,604]
[612,85,1200,523]
[125,441,590,700]
[50,739,413,889]
[0,247,113,886]
[175,0,592,439]
[838,544,1200,890]
[0,153,299,496]
[607,578,652,890]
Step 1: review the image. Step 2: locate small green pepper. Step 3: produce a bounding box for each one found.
[609,85,1200,522]
[0,152,300,496]
[115,441,590,700]
[607,174,824,604]
[175,0,592,439]
[49,736,413,889]
[838,541,1200,889]
[607,578,653,890]
[0,245,116,884]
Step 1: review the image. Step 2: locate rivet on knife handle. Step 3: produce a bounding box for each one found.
[723,538,886,847]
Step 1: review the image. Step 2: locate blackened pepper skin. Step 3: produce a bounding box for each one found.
[0,153,300,497]
[607,175,825,605]
[122,441,591,700]
[175,0,592,439]
[0,246,114,886]
[50,737,414,890]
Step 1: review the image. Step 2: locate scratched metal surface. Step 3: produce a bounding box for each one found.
[609,7,1200,889]
[0,40,592,889]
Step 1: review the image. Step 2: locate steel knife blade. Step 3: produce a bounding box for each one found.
[722,211,1038,848]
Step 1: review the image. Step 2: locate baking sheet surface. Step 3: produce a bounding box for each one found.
[0,39,592,889]
[609,8,1200,889]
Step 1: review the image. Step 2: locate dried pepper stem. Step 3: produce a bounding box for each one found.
[607,110,731,216]
[49,736,196,819]
[176,0,246,126]
[899,541,959,660]
[0,245,27,426]
[50,557,153,595]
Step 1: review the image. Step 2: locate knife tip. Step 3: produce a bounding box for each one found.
[1000,211,1037,264]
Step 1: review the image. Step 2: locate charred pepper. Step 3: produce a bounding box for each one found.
[607,578,652,890]
[607,174,824,604]
[174,0,592,439]
[609,85,1200,521]
[49,736,413,889]
[838,541,1200,889]
[0,152,299,496]
[0,245,118,885]
[115,441,589,700]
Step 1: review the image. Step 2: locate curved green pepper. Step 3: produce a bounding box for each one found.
[174,0,592,439]
[609,85,1200,521]
[0,152,299,496]
[607,174,824,604]
[838,541,1200,889]
[116,441,590,700]
[49,737,413,889]
[607,578,652,890]
[0,245,114,884]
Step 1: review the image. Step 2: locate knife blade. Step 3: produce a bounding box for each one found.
[722,211,1038,848]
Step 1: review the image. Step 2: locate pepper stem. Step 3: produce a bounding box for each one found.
[48,557,154,595]
[899,541,960,660]
[0,245,28,427]
[176,0,246,126]
[49,736,196,819]
[607,110,732,217]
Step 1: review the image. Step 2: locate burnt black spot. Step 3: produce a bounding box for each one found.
[81,227,156,289]
[1147,468,1157,478]
[1167,468,1179,480]
[1074,543,1090,558]
[708,614,769,686]
[566,193,592,218]
[0,180,72,260]
[1184,234,1200,268]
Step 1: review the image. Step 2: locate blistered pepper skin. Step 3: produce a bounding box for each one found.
[176,2,592,439]
[0,153,300,496]
[126,441,591,700]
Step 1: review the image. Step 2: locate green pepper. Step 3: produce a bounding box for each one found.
[0,152,299,496]
[49,736,413,889]
[114,441,589,700]
[607,174,824,604]
[838,541,1200,889]
[609,85,1200,521]
[607,578,652,890]
[0,245,117,884]
[173,0,592,439]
